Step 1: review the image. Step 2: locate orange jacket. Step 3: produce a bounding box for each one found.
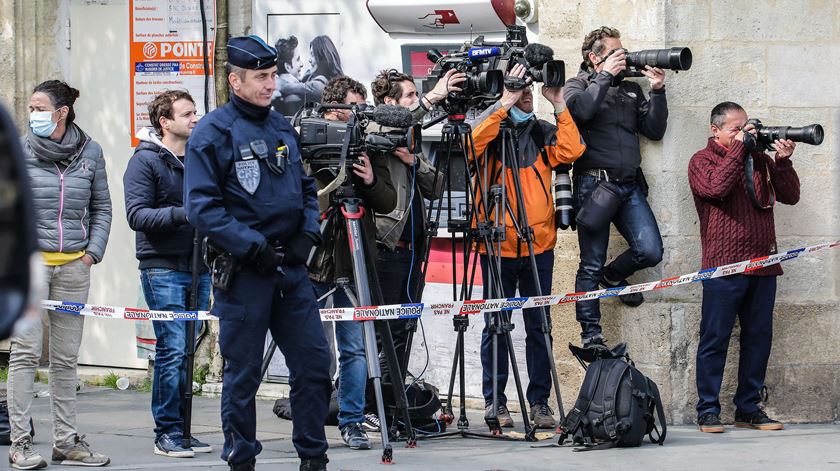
[469,104,585,258]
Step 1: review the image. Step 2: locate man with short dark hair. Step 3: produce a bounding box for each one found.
[307,75,396,450]
[565,26,668,350]
[124,89,212,458]
[689,101,799,433]
[185,36,331,471]
[368,68,463,386]
[470,64,585,429]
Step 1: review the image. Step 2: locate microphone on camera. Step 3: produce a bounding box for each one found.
[524,43,554,67]
[372,104,414,129]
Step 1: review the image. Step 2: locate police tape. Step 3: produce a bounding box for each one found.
[41,240,840,322]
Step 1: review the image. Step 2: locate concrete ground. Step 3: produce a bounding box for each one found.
[13,385,840,471]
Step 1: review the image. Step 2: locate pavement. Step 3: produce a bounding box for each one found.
[13,385,840,471]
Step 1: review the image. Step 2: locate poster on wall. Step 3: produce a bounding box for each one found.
[129,0,216,146]
[268,13,342,118]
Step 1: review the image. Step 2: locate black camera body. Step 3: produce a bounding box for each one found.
[480,25,566,91]
[426,49,504,103]
[425,25,565,109]
[298,103,420,173]
[745,118,825,151]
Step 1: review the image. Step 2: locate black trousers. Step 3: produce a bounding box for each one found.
[695,274,777,417]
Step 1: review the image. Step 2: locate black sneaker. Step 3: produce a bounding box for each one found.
[361,413,380,433]
[229,457,256,471]
[340,423,371,450]
[697,413,724,433]
[601,278,644,307]
[154,433,194,458]
[734,409,784,430]
[300,454,329,471]
[582,334,611,354]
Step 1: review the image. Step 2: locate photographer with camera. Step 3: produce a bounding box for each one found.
[565,26,668,351]
[369,68,465,378]
[470,63,585,429]
[307,76,397,451]
[689,102,800,433]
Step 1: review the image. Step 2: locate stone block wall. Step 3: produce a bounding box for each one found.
[539,0,840,423]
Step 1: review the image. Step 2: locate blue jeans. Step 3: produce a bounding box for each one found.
[480,251,554,407]
[573,175,663,341]
[696,275,777,417]
[312,281,367,429]
[140,268,210,440]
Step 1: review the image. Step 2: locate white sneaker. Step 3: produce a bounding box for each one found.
[9,436,47,470]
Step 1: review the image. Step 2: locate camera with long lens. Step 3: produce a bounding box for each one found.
[604,46,692,78]
[298,103,420,174]
[744,119,824,151]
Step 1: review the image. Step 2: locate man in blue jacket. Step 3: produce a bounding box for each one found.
[184,36,331,471]
[123,90,212,458]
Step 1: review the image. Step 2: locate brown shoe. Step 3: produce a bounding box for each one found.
[734,409,784,430]
[697,413,725,433]
[484,404,514,428]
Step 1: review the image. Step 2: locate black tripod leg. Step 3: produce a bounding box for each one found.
[376,320,417,446]
[260,339,277,379]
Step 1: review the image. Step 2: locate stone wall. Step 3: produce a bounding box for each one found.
[539,0,840,423]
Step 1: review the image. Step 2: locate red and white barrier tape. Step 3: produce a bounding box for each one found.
[41,240,840,322]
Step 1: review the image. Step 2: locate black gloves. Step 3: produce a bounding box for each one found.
[254,242,280,274]
[283,232,320,266]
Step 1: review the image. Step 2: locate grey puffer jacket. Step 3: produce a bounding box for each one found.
[23,126,112,263]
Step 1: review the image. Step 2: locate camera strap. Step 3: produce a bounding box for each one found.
[744,153,775,210]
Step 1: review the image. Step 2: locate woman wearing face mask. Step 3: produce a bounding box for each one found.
[7,80,112,469]
[276,35,343,108]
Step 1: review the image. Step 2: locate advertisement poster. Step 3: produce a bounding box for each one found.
[268,13,342,118]
[129,0,216,146]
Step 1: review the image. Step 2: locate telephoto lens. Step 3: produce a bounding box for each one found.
[625,47,692,71]
[553,167,574,230]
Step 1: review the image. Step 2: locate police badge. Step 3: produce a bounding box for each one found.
[235,159,260,194]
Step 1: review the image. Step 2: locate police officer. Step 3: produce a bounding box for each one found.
[184,36,331,471]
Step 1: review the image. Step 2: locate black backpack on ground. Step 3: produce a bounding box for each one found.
[560,344,667,451]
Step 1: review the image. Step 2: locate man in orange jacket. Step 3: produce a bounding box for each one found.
[469,64,585,429]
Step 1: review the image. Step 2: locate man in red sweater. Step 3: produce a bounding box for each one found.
[688,102,800,433]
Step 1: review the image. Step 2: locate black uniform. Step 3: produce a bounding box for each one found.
[184,36,331,467]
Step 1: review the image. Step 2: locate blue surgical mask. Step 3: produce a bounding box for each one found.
[30,111,57,138]
[508,105,534,124]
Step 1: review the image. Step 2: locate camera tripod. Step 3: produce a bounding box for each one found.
[489,120,567,439]
[398,104,536,441]
[259,181,417,463]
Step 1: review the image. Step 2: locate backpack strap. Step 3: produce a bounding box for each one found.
[563,359,606,437]
[647,378,667,445]
[600,360,631,441]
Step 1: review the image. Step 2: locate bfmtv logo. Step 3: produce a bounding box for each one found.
[142,42,158,59]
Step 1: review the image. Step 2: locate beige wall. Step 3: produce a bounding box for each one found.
[540,0,840,423]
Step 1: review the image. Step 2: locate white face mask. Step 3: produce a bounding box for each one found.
[29,111,57,137]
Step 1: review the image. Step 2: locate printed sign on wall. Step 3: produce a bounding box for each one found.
[130,0,216,146]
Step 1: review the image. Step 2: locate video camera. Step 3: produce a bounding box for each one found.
[298,103,420,173]
[425,25,565,109]
[744,119,824,151]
